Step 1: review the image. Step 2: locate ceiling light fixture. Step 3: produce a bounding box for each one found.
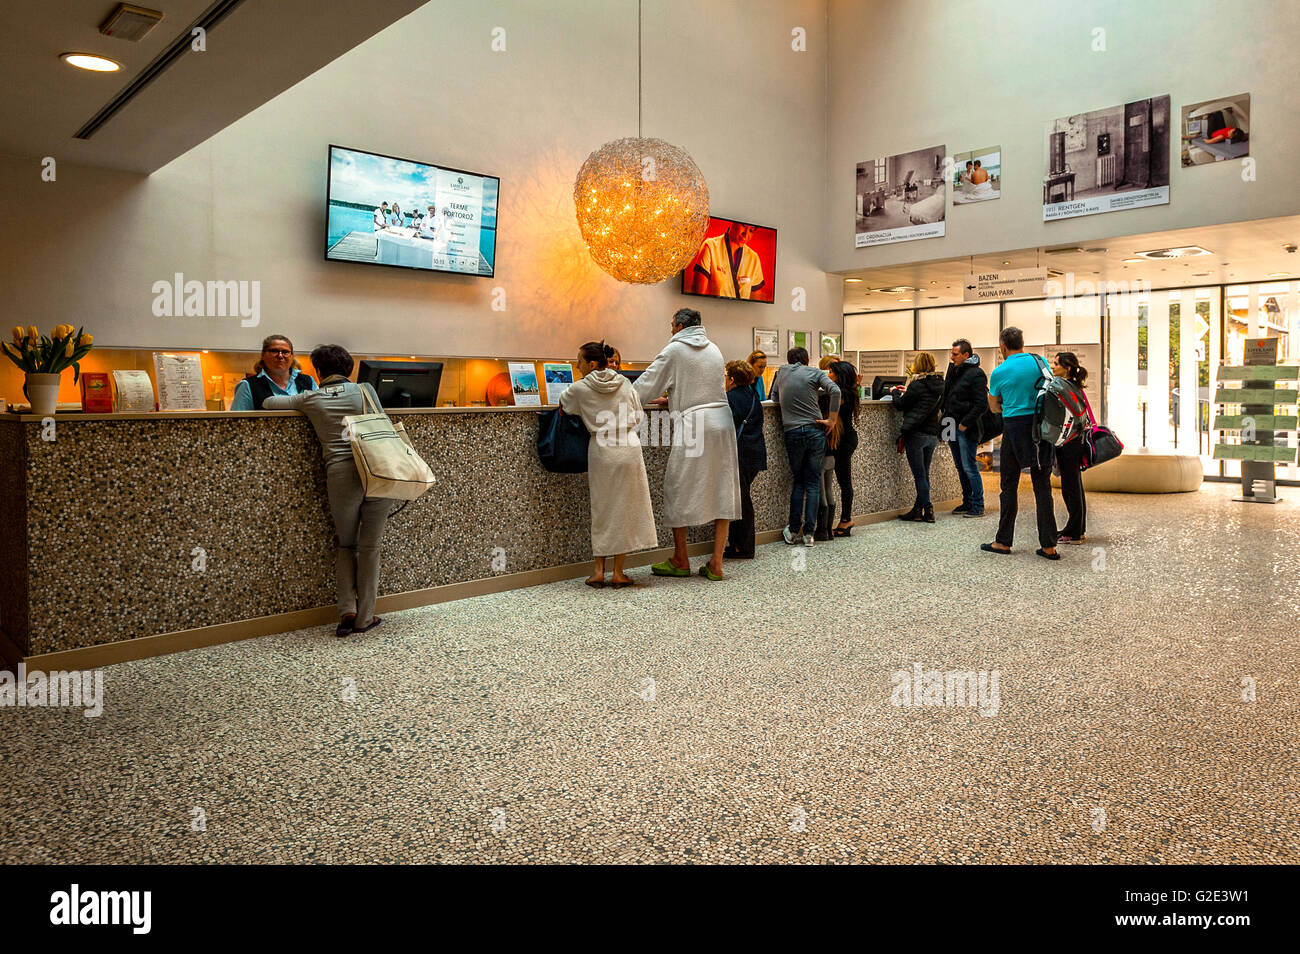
[573,1,707,284]
[1133,245,1213,260]
[61,52,122,72]
[844,278,863,283]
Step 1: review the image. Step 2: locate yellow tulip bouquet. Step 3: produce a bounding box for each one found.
[4,325,95,382]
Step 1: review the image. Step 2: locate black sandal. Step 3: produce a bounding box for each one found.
[1035,548,1061,561]
[351,616,383,633]
[980,543,1013,554]
[335,614,357,637]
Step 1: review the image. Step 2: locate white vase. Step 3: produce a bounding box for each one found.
[24,372,61,417]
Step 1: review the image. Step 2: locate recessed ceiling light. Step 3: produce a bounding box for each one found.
[61,52,121,72]
[844,278,863,283]
[897,298,913,302]
[1269,272,1288,277]
[1122,258,1143,263]
[1001,260,1011,265]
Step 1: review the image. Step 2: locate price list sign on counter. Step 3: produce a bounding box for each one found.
[152,352,207,411]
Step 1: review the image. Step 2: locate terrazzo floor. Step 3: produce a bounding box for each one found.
[1,482,1296,864]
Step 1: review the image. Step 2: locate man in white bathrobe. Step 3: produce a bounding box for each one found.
[634,308,742,581]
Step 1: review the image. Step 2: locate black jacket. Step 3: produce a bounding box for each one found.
[728,385,767,471]
[941,356,988,432]
[892,373,944,437]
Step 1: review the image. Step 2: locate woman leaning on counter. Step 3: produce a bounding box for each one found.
[230,334,316,410]
[263,344,388,637]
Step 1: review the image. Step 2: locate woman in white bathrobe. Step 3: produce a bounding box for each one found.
[633,308,742,581]
[560,341,658,588]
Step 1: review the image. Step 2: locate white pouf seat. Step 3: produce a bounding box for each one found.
[1050,451,1203,493]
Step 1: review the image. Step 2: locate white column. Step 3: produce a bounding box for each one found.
[1178,292,1202,456]
[1147,291,1171,450]
[1207,292,1225,477]
[1108,292,1141,446]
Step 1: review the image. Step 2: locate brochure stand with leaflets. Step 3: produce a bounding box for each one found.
[1212,337,1299,504]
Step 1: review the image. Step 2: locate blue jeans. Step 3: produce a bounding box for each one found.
[904,432,937,509]
[948,429,984,511]
[784,425,826,535]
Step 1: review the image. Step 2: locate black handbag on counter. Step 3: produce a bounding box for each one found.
[537,408,589,473]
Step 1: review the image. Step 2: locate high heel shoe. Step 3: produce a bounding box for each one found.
[832,523,853,537]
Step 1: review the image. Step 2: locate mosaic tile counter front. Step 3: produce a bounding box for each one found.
[1,404,958,657]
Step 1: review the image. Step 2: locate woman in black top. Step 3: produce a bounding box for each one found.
[724,360,767,559]
[892,352,945,523]
[1052,352,1091,543]
[827,360,861,536]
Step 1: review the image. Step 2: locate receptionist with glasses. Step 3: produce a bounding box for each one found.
[230,334,317,410]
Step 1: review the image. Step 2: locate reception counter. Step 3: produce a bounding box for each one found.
[0,403,960,668]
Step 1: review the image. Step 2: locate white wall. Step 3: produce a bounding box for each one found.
[825,0,1300,273]
[0,0,837,362]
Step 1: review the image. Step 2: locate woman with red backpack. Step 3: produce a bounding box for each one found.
[1052,352,1092,544]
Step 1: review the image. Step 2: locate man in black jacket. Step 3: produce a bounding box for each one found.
[941,338,988,516]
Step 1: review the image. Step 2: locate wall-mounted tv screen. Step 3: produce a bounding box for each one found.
[325,144,499,277]
[680,215,776,304]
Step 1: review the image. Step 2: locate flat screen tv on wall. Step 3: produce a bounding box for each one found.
[325,144,499,277]
[680,215,777,304]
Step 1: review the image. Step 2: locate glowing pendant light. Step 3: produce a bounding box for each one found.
[573,1,709,285]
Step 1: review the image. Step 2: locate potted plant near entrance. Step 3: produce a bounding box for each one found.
[3,325,94,416]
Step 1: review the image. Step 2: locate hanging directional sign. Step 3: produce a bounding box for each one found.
[963,267,1049,302]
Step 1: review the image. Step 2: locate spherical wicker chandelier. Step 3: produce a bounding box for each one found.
[572,1,709,285]
[573,137,709,285]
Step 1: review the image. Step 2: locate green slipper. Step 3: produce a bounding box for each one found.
[697,564,724,581]
[650,560,691,577]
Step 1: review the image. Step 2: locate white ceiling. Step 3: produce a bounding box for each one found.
[840,214,1300,312]
[0,0,426,173]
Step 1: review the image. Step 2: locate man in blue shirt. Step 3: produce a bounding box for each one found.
[230,335,316,410]
[983,326,1058,560]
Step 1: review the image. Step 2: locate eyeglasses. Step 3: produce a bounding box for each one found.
[265,349,293,356]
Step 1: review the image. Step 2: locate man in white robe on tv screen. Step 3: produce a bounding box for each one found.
[633,308,741,581]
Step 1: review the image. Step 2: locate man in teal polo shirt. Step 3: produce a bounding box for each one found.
[983,326,1058,560]
[230,334,316,410]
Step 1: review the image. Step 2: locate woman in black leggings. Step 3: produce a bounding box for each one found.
[1052,352,1091,544]
[827,360,861,536]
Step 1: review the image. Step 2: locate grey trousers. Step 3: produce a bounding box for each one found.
[325,460,390,624]
[820,453,836,511]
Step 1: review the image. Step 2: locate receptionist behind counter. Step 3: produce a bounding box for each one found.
[230,334,317,410]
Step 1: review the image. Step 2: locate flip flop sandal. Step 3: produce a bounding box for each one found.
[980,543,1013,554]
[351,616,383,633]
[1035,548,1062,561]
[650,560,691,577]
[585,579,606,588]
